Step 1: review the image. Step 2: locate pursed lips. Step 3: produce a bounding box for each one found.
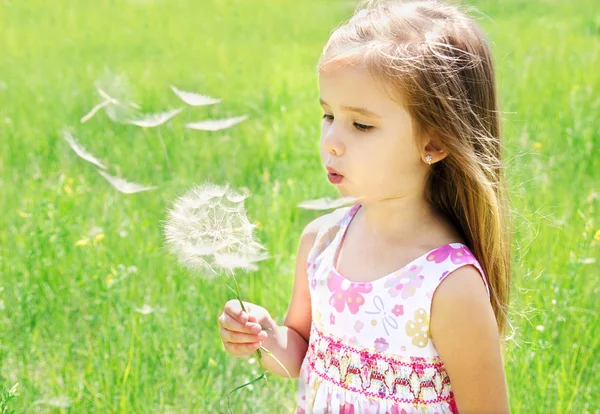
[326,166,344,184]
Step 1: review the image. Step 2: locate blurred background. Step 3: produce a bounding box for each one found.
[0,0,598,412]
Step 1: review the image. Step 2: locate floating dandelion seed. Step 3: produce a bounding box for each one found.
[135,304,154,315]
[97,170,157,194]
[63,128,107,169]
[186,115,248,131]
[91,70,141,123]
[34,396,71,408]
[127,108,183,128]
[297,196,360,210]
[80,91,115,123]
[164,183,268,278]
[126,107,183,171]
[171,85,221,106]
[80,88,140,124]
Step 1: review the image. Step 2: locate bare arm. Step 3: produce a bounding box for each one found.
[256,220,318,377]
[430,265,510,413]
[219,213,337,378]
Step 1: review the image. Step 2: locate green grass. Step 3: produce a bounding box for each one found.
[0,0,598,412]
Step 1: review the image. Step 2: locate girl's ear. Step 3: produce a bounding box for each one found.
[423,139,449,163]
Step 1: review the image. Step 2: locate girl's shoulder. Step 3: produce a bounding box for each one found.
[301,205,353,241]
[301,205,354,260]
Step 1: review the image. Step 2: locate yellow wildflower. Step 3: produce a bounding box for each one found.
[63,185,73,195]
[16,210,31,218]
[594,229,600,241]
[532,142,542,150]
[93,233,105,244]
[75,238,90,247]
[262,170,270,184]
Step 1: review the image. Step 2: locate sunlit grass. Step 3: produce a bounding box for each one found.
[0,0,598,412]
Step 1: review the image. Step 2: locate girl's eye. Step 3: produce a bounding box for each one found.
[353,122,374,132]
[322,114,374,132]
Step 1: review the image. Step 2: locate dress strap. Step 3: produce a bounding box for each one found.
[306,205,360,269]
[431,245,491,299]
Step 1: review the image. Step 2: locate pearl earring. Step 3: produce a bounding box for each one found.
[425,154,433,165]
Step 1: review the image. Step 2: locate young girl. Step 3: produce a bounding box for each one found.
[218,0,511,412]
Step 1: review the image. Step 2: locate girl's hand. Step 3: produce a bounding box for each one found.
[218,300,272,358]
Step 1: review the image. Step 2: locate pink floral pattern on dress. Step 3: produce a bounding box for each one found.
[340,402,355,414]
[411,356,427,375]
[426,243,474,265]
[374,337,389,352]
[392,305,404,317]
[354,320,364,333]
[389,405,411,414]
[384,265,425,299]
[328,271,372,314]
[330,313,336,325]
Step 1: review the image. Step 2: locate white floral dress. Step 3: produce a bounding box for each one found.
[295,204,491,414]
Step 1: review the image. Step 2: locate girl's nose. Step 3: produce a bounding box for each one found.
[322,125,345,156]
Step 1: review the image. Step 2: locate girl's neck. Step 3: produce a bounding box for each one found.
[356,193,442,245]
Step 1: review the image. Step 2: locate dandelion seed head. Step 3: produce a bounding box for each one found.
[164,183,267,278]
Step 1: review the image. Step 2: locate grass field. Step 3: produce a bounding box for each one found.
[1,0,598,412]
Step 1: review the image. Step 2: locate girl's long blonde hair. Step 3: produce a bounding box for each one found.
[318,0,512,338]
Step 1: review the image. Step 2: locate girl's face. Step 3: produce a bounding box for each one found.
[319,64,427,202]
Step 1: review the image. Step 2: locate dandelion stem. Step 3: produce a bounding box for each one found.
[226,372,266,414]
[225,282,292,379]
[224,276,269,412]
[230,274,264,366]
[259,346,292,379]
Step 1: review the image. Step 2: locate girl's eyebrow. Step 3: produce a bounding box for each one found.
[319,98,382,119]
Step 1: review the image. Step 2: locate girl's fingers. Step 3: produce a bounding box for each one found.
[224,299,251,323]
[218,312,262,335]
[223,341,262,357]
[220,327,268,344]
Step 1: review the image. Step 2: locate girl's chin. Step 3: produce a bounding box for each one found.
[337,187,352,198]
[338,188,365,202]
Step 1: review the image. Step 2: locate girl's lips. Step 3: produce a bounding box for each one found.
[327,172,344,184]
